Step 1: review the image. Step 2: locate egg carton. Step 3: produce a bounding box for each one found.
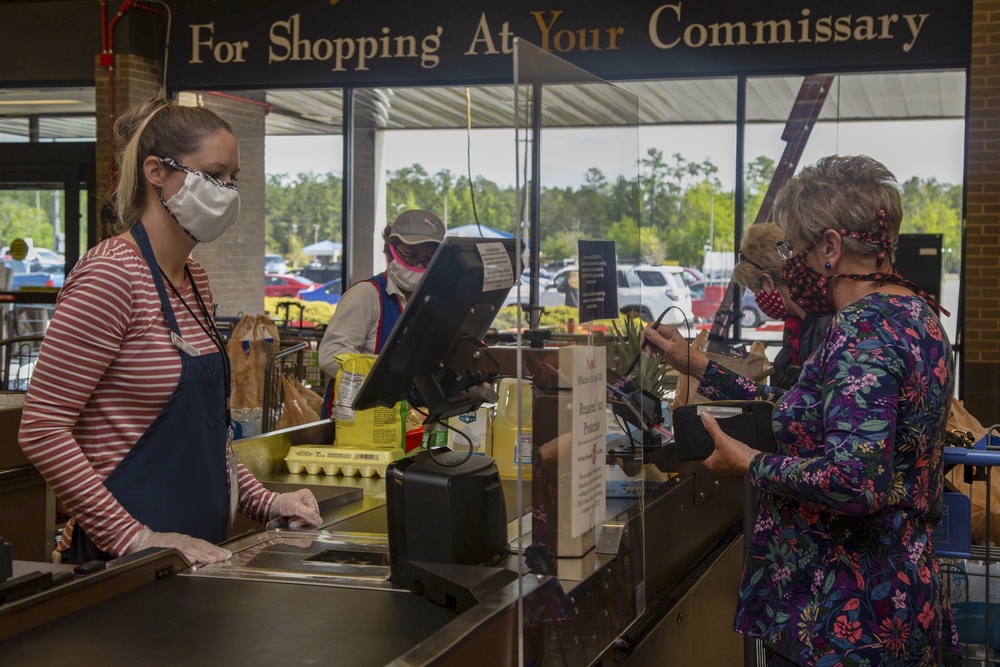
[284,445,404,478]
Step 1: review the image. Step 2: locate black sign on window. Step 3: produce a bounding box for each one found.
[578,240,618,323]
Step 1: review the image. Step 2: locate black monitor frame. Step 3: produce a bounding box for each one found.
[352,236,524,423]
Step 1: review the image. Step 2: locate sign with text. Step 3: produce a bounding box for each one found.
[561,345,607,539]
[165,1,971,88]
[578,240,618,323]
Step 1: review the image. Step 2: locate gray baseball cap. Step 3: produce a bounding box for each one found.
[389,210,445,245]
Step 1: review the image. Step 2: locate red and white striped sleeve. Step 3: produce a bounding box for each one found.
[19,246,148,556]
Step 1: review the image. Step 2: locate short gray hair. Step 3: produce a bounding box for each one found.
[772,155,901,264]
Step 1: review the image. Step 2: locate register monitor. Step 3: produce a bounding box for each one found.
[352,236,524,423]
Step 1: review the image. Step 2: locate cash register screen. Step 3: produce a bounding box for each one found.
[352,236,522,415]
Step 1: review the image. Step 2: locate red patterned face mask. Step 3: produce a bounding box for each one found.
[780,247,836,316]
[780,210,951,317]
[755,289,790,321]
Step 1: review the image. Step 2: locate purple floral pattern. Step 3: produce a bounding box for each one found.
[699,293,960,666]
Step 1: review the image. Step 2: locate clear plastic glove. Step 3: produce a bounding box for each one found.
[269,489,323,529]
[128,526,232,564]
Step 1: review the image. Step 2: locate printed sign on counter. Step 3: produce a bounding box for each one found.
[562,345,607,538]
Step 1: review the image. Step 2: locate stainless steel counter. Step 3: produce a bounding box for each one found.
[1,420,745,666]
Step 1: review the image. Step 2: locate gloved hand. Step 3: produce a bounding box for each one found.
[269,489,323,529]
[128,526,232,564]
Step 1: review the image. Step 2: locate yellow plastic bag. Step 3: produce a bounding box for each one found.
[333,353,406,449]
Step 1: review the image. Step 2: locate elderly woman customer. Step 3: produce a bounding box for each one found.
[643,155,958,666]
[732,222,831,389]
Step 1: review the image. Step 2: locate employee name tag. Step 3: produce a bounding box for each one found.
[171,331,201,357]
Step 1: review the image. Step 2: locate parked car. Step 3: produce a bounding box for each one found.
[616,264,694,326]
[265,273,319,298]
[297,278,342,304]
[537,267,577,308]
[265,253,288,274]
[502,275,534,308]
[1,246,64,272]
[690,279,774,328]
[2,258,64,291]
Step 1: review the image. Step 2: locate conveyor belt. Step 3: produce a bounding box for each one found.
[1,573,458,666]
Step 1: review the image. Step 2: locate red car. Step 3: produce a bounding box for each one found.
[265,274,319,298]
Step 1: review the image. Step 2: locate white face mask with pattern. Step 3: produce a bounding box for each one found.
[155,156,241,243]
[386,259,422,292]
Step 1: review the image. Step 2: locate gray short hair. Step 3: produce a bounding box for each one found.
[772,155,901,264]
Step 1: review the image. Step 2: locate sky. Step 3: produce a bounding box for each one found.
[265,118,966,191]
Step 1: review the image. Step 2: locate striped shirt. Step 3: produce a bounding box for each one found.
[18,237,275,557]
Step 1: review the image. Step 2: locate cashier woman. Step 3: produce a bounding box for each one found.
[18,97,322,566]
[317,209,445,417]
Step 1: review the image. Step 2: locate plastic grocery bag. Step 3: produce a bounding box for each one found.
[227,315,280,410]
[672,329,771,408]
[947,559,1000,651]
[944,398,1000,545]
[276,373,321,430]
[333,353,406,449]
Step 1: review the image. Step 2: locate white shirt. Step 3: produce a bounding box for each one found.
[317,271,407,378]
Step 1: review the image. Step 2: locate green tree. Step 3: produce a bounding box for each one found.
[899,176,963,273]
[0,200,55,249]
[265,172,342,262]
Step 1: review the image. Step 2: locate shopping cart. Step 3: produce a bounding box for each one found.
[0,334,44,391]
[261,341,309,433]
[940,428,1000,666]
[271,300,328,392]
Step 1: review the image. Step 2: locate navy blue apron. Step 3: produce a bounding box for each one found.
[321,272,402,419]
[66,221,230,564]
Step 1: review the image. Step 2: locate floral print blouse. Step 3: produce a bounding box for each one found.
[698,292,960,667]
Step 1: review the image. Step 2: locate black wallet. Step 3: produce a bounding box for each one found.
[672,400,775,461]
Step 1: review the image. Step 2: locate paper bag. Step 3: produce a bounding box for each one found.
[227,314,280,410]
[672,330,771,409]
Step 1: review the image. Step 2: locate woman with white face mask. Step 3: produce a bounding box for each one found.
[18,97,321,566]
[317,209,444,418]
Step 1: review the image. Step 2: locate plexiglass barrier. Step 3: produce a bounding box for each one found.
[511,38,647,665]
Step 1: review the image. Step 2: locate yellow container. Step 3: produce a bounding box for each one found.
[492,378,532,480]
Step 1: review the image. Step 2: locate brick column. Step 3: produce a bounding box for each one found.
[963,0,1000,423]
[94,59,266,318]
[94,53,163,227]
[186,91,267,318]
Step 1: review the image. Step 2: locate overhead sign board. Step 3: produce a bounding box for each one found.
[165,1,972,88]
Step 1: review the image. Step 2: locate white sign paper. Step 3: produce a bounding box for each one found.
[567,346,607,537]
[476,242,514,292]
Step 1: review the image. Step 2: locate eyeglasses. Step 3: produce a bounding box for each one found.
[775,240,794,261]
[394,245,436,269]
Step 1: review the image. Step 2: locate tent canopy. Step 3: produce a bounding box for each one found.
[302,239,343,256]
[445,224,513,239]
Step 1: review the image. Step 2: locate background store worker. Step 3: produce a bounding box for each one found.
[317,209,444,418]
[19,97,321,566]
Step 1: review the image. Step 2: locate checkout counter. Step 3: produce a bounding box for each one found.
[0,377,747,665]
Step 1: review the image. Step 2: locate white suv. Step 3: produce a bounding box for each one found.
[534,264,694,326]
[616,264,695,326]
